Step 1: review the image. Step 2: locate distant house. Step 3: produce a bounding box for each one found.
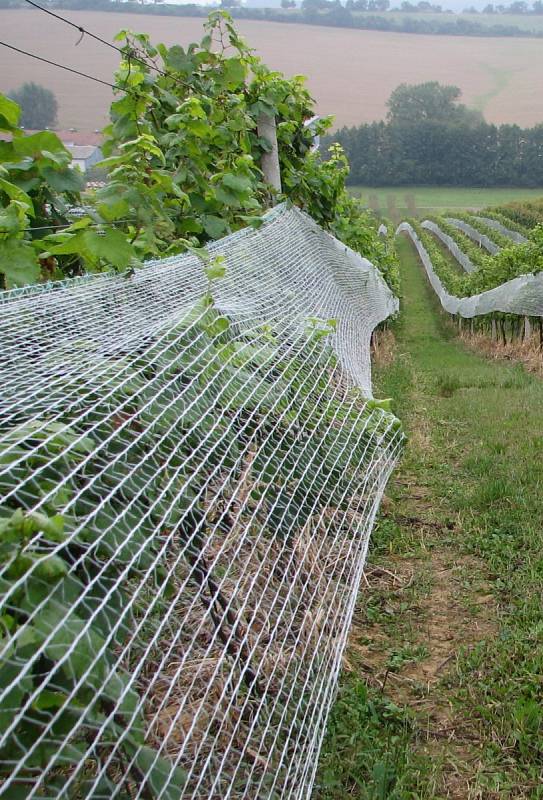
[54,130,103,173]
[65,144,103,173]
[3,129,105,174]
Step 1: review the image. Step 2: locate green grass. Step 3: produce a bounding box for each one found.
[315,234,543,797]
[350,186,543,219]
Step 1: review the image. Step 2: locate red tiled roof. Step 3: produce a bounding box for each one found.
[0,129,103,145]
[44,130,103,146]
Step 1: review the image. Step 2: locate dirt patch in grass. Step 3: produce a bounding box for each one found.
[340,366,498,798]
[371,328,397,368]
[363,536,493,795]
[353,526,496,780]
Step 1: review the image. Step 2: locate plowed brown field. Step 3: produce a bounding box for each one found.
[1,9,543,132]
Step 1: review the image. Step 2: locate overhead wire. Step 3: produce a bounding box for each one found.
[21,0,191,90]
[0,40,119,90]
[26,219,138,233]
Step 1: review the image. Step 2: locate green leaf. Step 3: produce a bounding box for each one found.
[35,601,112,689]
[222,57,246,87]
[205,257,227,280]
[0,655,33,731]
[42,166,85,194]
[13,132,68,158]
[215,185,239,206]
[179,218,203,234]
[206,316,230,336]
[239,214,264,230]
[32,690,68,711]
[0,179,34,214]
[129,746,187,799]
[33,555,68,582]
[221,173,253,194]
[202,215,229,240]
[42,229,87,257]
[0,203,25,234]
[0,786,32,800]
[366,398,394,413]
[0,94,20,129]
[96,196,130,223]
[28,511,65,542]
[185,118,209,137]
[0,238,40,288]
[166,45,193,74]
[83,229,134,270]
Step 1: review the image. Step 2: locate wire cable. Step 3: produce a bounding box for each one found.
[21,0,190,89]
[0,40,118,90]
[26,219,137,233]
[23,0,121,53]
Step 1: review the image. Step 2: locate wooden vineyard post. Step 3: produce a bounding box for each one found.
[500,319,507,346]
[258,115,282,195]
[405,193,417,217]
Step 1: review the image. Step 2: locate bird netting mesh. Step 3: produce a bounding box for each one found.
[0,203,402,800]
[445,217,500,254]
[475,216,528,245]
[421,220,475,273]
[398,221,543,318]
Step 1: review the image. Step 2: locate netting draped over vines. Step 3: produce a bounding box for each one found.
[445,218,500,255]
[0,204,402,799]
[398,221,543,317]
[421,220,475,273]
[475,217,528,245]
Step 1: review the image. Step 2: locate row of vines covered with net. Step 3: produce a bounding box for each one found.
[0,12,402,799]
[398,201,543,328]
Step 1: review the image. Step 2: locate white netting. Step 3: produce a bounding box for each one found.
[377,224,388,238]
[445,217,500,254]
[421,220,475,273]
[475,216,529,244]
[398,221,543,317]
[0,203,402,800]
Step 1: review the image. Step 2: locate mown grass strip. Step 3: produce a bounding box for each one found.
[315,233,543,799]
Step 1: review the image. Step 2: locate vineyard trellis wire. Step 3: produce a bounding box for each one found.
[0,203,402,799]
[398,221,543,317]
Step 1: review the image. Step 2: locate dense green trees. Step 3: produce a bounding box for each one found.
[326,83,543,187]
[386,81,483,126]
[8,83,58,130]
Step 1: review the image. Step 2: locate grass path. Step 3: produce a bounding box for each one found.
[349,187,543,220]
[316,235,543,799]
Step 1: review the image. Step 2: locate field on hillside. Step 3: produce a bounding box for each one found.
[351,185,543,221]
[352,9,543,32]
[2,9,543,131]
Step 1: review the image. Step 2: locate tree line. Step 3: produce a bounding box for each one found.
[3,0,543,38]
[325,83,543,187]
